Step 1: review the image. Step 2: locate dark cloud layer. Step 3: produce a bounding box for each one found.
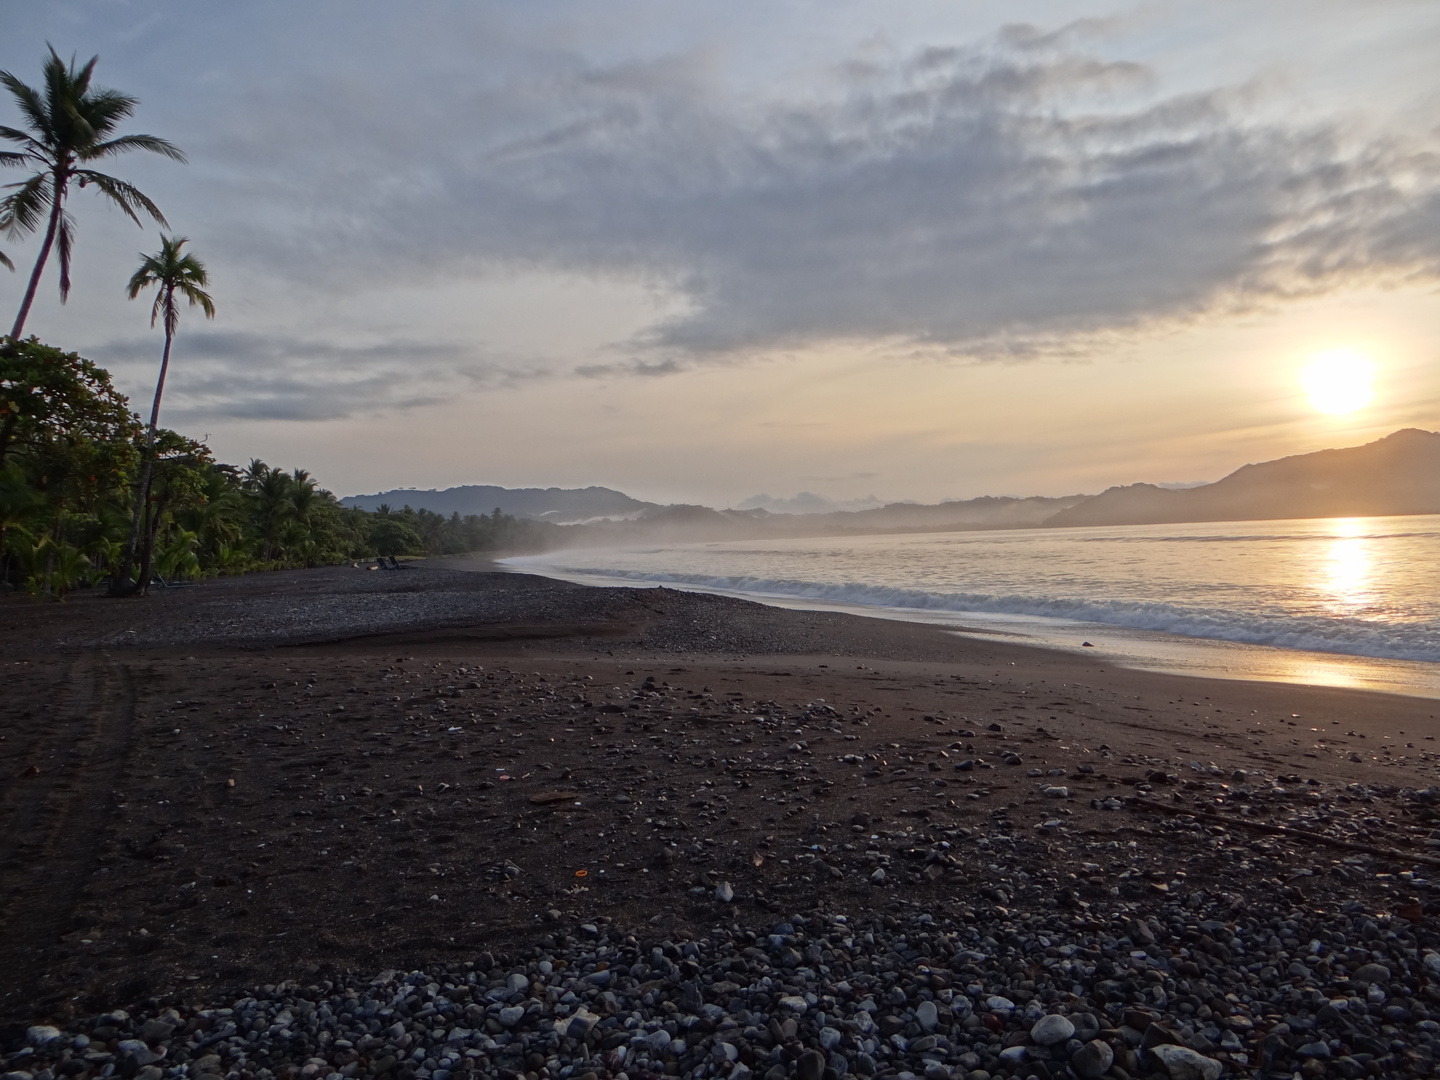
[200,27,1440,364]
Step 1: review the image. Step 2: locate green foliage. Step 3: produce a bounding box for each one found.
[0,339,557,595]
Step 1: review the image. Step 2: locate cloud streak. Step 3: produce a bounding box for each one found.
[95,330,540,421]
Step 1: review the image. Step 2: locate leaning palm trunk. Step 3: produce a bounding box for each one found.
[9,180,62,339]
[113,322,172,596]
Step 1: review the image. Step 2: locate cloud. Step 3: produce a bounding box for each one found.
[191,23,1440,368]
[93,330,533,421]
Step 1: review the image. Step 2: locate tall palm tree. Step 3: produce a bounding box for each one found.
[113,236,214,595]
[0,47,185,339]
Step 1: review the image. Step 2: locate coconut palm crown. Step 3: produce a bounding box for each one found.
[128,234,215,339]
[0,46,185,338]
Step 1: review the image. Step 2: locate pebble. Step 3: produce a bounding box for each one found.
[1071,1038,1114,1078]
[1029,1013,1074,1045]
[6,883,1440,1080]
[1148,1043,1223,1080]
[716,881,735,903]
[916,1000,939,1033]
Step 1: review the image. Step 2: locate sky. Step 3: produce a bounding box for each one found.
[3,0,1439,506]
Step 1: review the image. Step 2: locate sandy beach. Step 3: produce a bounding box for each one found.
[3,564,1440,1077]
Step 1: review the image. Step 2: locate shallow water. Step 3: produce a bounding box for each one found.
[503,515,1440,698]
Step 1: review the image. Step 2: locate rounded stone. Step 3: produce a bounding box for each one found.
[1030,1014,1075,1046]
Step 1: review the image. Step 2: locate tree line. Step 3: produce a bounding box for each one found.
[0,49,552,596]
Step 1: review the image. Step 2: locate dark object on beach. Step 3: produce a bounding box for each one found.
[389,555,403,570]
[1082,641,1095,647]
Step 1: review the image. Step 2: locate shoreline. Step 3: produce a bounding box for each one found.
[488,554,1440,702]
[3,564,1440,1078]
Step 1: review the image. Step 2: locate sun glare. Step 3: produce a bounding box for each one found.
[1301,349,1375,415]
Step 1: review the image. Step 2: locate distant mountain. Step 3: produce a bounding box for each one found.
[805,494,1087,531]
[736,491,885,513]
[1046,428,1440,528]
[341,484,659,523]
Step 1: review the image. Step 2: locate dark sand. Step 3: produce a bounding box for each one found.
[2,564,1439,1024]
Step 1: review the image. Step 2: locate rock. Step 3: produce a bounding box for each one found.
[134,1069,164,1080]
[136,1019,175,1044]
[497,1006,525,1028]
[716,881,735,903]
[1030,1014,1075,1046]
[778,995,808,1013]
[1353,962,1391,985]
[1148,1044,1222,1080]
[819,1026,843,1050]
[26,1028,62,1047]
[1071,1039,1114,1079]
[1042,786,1068,798]
[985,996,1015,1013]
[998,1045,1027,1065]
[916,1000,939,1033]
[116,1040,163,1067]
[796,1048,826,1080]
[924,1064,951,1080]
[870,868,887,884]
[506,972,529,994]
[565,1009,601,1039]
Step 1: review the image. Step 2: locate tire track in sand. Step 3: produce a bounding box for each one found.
[0,651,136,1018]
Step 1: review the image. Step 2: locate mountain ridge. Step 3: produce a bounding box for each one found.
[1045,428,1440,528]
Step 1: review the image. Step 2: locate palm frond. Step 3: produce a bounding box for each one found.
[85,133,185,163]
[0,173,50,237]
[75,170,169,228]
[177,279,217,319]
[78,89,140,142]
[0,71,53,143]
[0,127,47,159]
[0,149,26,166]
[126,255,162,299]
[55,211,74,301]
[0,249,12,272]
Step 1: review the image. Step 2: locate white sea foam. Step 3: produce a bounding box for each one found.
[505,515,1440,671]
[526,565,1440,663]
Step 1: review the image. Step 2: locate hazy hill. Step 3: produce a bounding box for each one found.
[341,484,658,523]
[799,494,1086,531]
[1046,428,1440,528]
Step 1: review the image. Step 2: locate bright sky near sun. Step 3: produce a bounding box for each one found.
[3,1,1439,506]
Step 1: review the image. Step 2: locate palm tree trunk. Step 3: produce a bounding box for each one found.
[111,311,173,597]
[10,178,62,340]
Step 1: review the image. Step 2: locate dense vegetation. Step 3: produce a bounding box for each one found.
[0,338,555,595]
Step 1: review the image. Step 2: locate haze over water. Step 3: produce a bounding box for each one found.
[507,515,1440,699]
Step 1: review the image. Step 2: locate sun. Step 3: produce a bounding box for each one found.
[1300,349,1375,415]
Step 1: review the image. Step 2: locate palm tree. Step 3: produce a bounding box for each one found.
[113,236,214,595]
[0,47,185,339]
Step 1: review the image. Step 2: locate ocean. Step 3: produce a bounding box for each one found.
[503,514,1440,698]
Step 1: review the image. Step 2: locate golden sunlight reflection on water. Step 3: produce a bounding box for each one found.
[1320,518,1374,614]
